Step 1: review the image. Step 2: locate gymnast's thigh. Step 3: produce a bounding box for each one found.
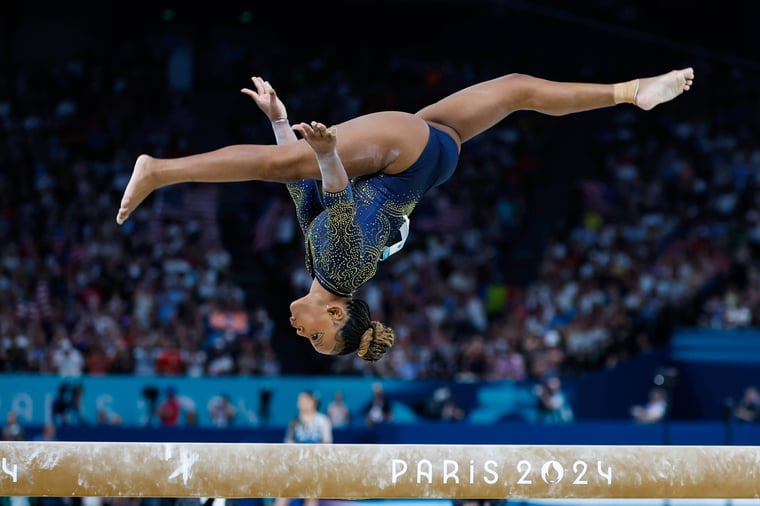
[333,111,432,177]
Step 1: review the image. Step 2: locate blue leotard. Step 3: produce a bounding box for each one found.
[287,125,459,296]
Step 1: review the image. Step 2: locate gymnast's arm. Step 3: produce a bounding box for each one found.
[241,76,323,233]
[292,122,348,193]
[295,121,365,273]
[241,75,293,142]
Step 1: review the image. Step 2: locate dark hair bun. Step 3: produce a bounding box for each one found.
[357,321,395,362]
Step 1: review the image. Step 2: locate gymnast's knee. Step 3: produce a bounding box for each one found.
[267,159,319,183]
[276,167,308,183]
[496,72,535,91]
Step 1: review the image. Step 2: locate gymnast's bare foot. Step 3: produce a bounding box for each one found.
[636,67,694,111]
[116,154,156,225]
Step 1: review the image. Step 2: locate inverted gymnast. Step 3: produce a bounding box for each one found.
[116,67,695,363]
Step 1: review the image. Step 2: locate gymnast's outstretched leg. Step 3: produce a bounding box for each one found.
[116,68,694,225]
[116,111,430,224]
[415,68,695,146]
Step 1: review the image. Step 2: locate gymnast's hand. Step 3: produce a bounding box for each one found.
[241,76,288,122]
[294,121,346,192]
[293,121,338,156]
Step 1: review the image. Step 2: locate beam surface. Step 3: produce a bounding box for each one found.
[0,442,758,499]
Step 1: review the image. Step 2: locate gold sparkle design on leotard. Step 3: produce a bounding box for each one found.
[287,176,422,296]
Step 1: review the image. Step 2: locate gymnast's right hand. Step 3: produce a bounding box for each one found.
[294,121,345,192]
[241,76,287,122]
[293,121,337,155]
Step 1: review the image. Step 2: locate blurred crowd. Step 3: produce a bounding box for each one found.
[2,9,760,389]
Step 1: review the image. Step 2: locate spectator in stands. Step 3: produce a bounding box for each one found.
[3,334,31,372]
[51,381,85,426]
[275,390,333,506]
[205,297,251,349]
[534,376,574,424]
[258,343,282,376]
[250,306,276,343]
[363,382,394,426]
[208,393,238,428]
[51,339,84,378]
[51,383,72,426]
[140,386,161,427]
[630,387,669,423]
[155,335,187,375]
[420,386,466,421]
[258,388,273,426]
[206,339,236,376]
[97,405,123,426]
[489,339,527,382]
[84,340,112,376]
[732,385,760,423]
[326,390,352,429]
[2,411,25,441]
[158,387,182,427]
[35,423,57,441]
[234,339,259,376]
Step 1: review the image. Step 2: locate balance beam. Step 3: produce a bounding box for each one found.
[0,442,758,499]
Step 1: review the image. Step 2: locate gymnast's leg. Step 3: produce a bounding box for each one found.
[415,68,694,145]
[116,111,430,225]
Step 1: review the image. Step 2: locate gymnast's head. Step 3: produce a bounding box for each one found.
[289,294,394,362]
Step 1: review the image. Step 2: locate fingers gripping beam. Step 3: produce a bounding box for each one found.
[0,442,758,499]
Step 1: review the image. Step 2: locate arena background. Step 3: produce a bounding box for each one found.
[3,1,760,505]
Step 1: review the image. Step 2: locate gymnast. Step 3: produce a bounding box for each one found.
[116,66,695,363]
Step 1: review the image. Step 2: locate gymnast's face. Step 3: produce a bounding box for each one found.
[289,295,345,355]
